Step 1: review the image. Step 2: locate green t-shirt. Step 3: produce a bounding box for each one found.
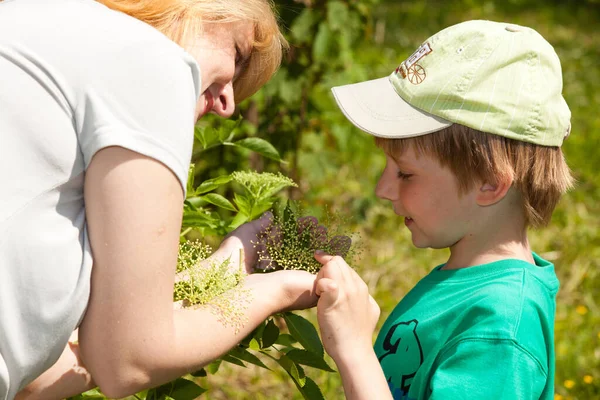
[374,253,557,400]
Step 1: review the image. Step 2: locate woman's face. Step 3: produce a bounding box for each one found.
[188,21,254,120]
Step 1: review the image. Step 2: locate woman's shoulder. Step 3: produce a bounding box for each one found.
[1,0,184,56]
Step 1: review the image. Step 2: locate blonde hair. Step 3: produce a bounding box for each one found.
[375,124,574,228]
[97,0,287,102]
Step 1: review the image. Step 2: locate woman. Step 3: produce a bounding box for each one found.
[0,1,319,399]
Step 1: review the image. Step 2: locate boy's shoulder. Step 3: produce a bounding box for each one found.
[414,255,558,336]
[419,255,558,361]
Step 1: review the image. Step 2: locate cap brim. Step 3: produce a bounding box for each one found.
[331,76,452,138]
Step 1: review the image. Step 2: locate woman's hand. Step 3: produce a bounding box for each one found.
[15,330,95,400]
[245,268,319,312]
[219,212,274,274]
[313,252,380,363]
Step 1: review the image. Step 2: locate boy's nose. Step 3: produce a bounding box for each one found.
[375,171,396,201]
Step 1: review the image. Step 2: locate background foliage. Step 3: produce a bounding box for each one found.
[79,0,600,399]
[194,0,600,399]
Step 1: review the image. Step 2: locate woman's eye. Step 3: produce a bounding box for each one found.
[397,171,412,180]
[234,46,242,64]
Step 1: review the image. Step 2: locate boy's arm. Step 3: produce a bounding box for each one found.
[314,253,393,400]
[428,339,548,399]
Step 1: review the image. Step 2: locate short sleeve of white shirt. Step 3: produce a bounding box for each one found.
[76,40,200,190]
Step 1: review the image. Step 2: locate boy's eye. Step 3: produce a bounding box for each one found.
[397,170,412,180]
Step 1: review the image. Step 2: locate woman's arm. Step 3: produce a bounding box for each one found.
[314,252,392,400]
[79,147,318,399]
[15,331,94,400]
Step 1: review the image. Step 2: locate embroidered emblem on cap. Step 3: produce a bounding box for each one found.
[395,42,433,85]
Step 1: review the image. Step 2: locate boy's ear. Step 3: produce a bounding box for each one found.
[476,177,512,206]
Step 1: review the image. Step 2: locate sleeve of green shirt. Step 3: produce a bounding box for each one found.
[428,338,548,399]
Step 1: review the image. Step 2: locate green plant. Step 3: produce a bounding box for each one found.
[255,203,355,274]
[71,121,355,400]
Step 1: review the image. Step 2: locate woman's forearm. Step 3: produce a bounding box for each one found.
[79,271,316,399]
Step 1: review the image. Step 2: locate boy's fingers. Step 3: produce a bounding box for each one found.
[314,250,337,265]
[315,278,339,302]
[314,252,354,289]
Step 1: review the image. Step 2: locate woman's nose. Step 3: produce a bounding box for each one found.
[210,83,235,118]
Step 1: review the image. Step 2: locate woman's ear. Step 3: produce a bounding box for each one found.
[476,176,512,206]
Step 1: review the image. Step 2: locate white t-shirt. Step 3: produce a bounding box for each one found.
[0,0,201,398]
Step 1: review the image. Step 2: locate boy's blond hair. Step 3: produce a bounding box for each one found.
[375,124,574,228]
[97,0,287,102]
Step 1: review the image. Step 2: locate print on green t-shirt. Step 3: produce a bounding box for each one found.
[378,319,423,397]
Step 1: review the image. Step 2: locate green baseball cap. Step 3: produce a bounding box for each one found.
[332,20,571,146]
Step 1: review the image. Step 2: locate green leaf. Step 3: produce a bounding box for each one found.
[290,8,318,44]
[233,138,282,161]
[185,164,196,197]
[217,117,241,142]
[312,23,333,63]
[190,368,207,377]
[185,197,205,209]
[241,320,265,348]
[201,193,237,211]
[206,359,221,374]
[327,1,350,31]
[274,333,298,347]
[221,354,247,367]
[290,362,306,387]
[283,313,324,356]
[262,318,280,348]
[228,346,270,370]
[276,355,306,387]
[249,338,261,351]
[67,388,105,400]
[194,125,220,149]
[285,349,336,372]
[260,182,297,201]
[296,376,326,400]
[152,377,206,400]
[195,175,232,195]
[283,201,297,226]
[228,211,249,231]
[233,192,253,217]
[182,209,219,230]
[248,200,275,221]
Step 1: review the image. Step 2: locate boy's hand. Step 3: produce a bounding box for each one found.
[314,252,380,364]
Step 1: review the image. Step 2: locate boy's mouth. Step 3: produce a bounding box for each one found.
[405,217,414,227]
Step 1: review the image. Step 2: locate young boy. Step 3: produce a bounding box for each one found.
[314,20,573,400]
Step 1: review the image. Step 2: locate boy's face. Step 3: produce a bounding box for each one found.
[375,145,480,249]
